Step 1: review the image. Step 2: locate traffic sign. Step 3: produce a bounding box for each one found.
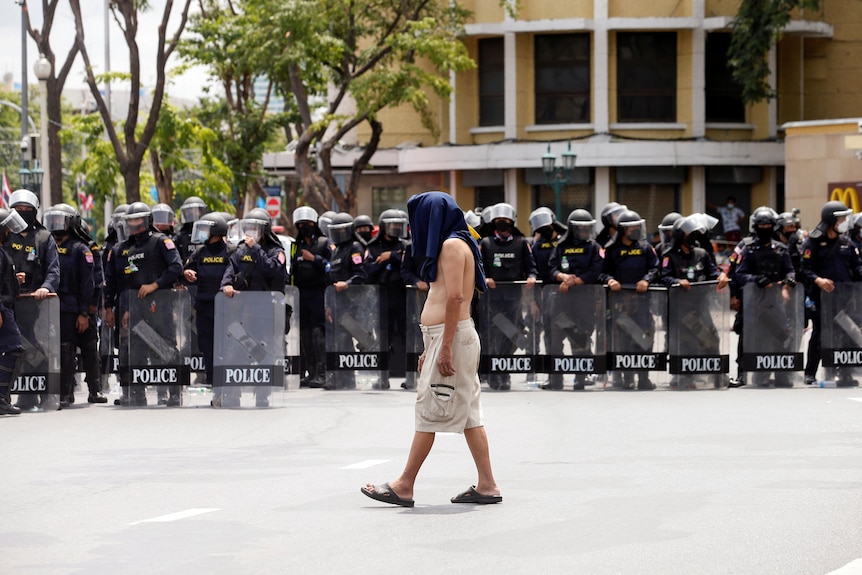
[265,196,281,218]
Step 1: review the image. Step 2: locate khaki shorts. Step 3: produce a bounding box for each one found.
[415,319,484,433]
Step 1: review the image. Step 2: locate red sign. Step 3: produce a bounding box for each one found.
[265,196,281,218]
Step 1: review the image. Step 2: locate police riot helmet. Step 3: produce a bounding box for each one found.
[354,214,374,243]
[398,209,411,239]
[180,196,208,224]
[354,214,373,229]
[151,203,176,229]
[529,207,555,234]
[491,202,516,224]
[566,208,596,242]
[44,203,79,233]
[853,212,862,233]
[191,213,228,244]
[464,210,481,230]
[820,200,853,227]
[241,207,272,243]
[293,206,318,225]
[318,210,336,237]
[9,189,39,210]
[751,206,779,229]
[777,211,800,231]
[109,204,129,242]
[658,212,682,244]
[378,209,408,239]
[0,207,28,236]
[327,212,355,245]
[617,209,646,242]
[600,202,627,229]
[124,202,152,236]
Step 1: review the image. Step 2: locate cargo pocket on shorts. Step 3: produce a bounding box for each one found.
[420,377,456,422]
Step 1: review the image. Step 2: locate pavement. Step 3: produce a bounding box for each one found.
[2,383,861,575]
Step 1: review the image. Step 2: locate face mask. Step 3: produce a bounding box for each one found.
[837,220,850,234]
[51,230,66,241]
[298,225,315,238]
[726,203,735,210]
[756,227,773,242]
[495,221,511,234]
[626,229,643,242]
[18,210,36,227]
[357,230,373,243]
[539,227,553,241]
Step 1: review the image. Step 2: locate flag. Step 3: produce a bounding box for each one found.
[83,194,94,212]
[1,170,11,209]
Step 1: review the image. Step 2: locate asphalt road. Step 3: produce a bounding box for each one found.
[2,384,861,575]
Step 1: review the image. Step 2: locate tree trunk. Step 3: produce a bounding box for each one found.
[46,77,64,207]
[123,164,141,204]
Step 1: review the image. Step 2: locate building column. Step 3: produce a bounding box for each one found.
[692,0,706,138]
[594,166,611,211]
[594,0,609,133]
[504,32,517,140]
[504,168,519,210]
[768,46,778,138]
[691,165,706,213]
[449,70,457,144]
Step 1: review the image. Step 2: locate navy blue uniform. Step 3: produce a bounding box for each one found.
[56,236,95,403]
[365,234,408,385]
[325,239,367,390]
[292,233,331,388]
[221,241,287,293]
[0,247,22,408]
[801,233,862,381]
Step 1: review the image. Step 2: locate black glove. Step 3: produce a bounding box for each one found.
[755,275,771,288]
[783,277,797,288]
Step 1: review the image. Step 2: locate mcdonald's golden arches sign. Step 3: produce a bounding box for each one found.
[828,182,862,212]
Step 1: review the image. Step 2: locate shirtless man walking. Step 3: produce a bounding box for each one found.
[361,191,502,507]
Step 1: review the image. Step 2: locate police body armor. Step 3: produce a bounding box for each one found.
[7,229,51,293]
[213,291,287,407]
[11,296,60,403]
[820,283,862,386]
[481,236,526,282]
[740,282,804,387]
[324,285,386,390]
[667,281,730,389]
[475,281,537,389]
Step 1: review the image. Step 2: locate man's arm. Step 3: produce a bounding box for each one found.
[436,239,468,377]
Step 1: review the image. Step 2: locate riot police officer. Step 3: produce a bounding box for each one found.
[318,211,336,238]
[801,201,862,386]
[183,214,232,396]
[365,209,409,389]
[656,212,683,256]
[596,202,628,249]
[176,196,208,262]
[6,190,60,410]
[0,209,27,415]
[777,210,803,277]
[152,203,177,237]
[479,203,537,390]
[354,214,374,245]
[291,207,331,389]
[734,207,797,387]
[118,202,184,405]
[324,212,368,390]
[220,208,288,406]
[546,209,603,390]
[44,204,98,407]
[600,209,660,390]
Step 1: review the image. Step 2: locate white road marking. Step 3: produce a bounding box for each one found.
[341,459,390,470]
[826,559,862,574]
[128,508,221,526]
[849,398,862,403]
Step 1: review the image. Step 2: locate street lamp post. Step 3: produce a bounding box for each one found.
[30,160,43,203]
[541,142,577,221]
[34,54,52,210]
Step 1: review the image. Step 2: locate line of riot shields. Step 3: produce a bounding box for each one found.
[15,280,858,407]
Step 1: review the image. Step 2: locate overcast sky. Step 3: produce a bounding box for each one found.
[0,1,212,104]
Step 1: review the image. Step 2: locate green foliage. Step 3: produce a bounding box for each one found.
[729,0,821,104]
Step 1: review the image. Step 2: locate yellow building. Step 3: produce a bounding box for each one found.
[266,0,862,233]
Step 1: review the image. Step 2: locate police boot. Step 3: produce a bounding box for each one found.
[157,386,169,406]
[166,386,182,407]
[0,387,20,415]
[401,372,417,390]
[60,343,76,408]
[572,375,587,391]
[541,374,564,390]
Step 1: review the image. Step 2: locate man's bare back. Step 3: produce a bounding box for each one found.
[420,237,475,326]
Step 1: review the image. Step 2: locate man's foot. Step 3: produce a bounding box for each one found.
[360,482,414,507]
[87,393,108,404]
[541,382,563,390]
[804,374,817,386]
[0,398,21,415]
[166,396,181,407]
[450,485,502,505]
[637,380,655,391]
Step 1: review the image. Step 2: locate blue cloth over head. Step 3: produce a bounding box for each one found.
[407,191,486,293]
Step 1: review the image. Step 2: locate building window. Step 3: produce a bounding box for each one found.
[617,32,677,123]
[532,185,593,219]
[479,38,505,127]
[616,184,678,235]
[371,187,408,222]
[535,33,591,124]
[475,186,505,212]
[705,33,745,123]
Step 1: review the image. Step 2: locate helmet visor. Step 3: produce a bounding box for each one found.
[327,222,354,244]
[180,203,206,224]
[124,214,150,236]
[620,219,646,241]
[44,211,70,233]
[191,220,215,244]
[568,219,596,241]
[1,209,28,234]
[152,209,175,227]
[241,218,268,242]
[381,217,408,239]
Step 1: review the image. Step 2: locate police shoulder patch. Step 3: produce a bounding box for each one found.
[802,249,811,259]
[163,238,176,250]
[351,252,362,265]
[662,256,669,268]
[84,251,94,264]
[278,251,286,265]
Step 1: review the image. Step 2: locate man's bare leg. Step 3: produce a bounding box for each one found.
[365,431,435,500]
[464,425,500,496]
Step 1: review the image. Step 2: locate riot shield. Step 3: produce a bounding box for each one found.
[12,296,60,411]
[667,282,730,390]
[538,283,607,390]
[820,283,862,387]
[476,281,538,391]
[213,291,286,407]
[325,285,386,390]
[404,286,428,390]
[741,282,804,387]
[99,319,117,394]
[607,287,669,390]
[282,286,301,391]
[120,289,191,407]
